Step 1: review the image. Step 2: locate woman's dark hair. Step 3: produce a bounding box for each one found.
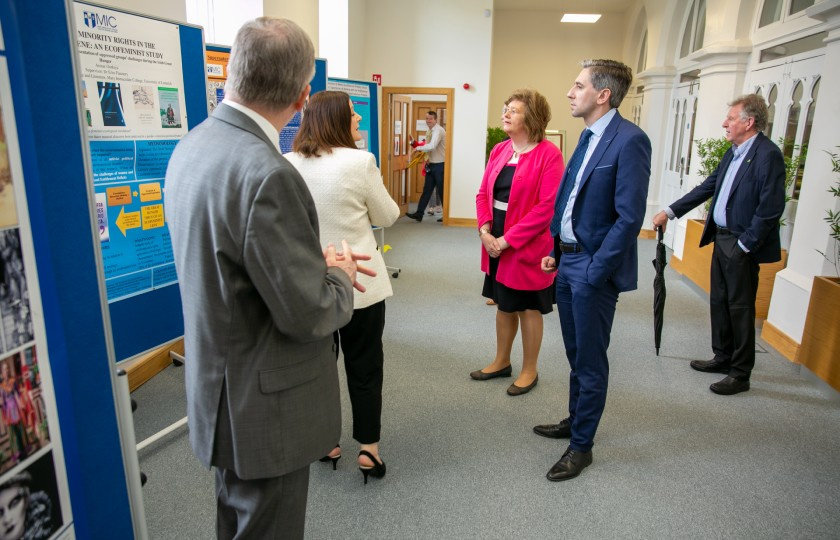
[293,91,357,157]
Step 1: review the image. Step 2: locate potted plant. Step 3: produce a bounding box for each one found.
[797,147,840,391]
[695,136,731,217]
[486,127,508,163]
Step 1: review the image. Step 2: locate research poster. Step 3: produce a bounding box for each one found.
[326,78,379,166]
[205,46,229,112]
[74,3,186,302]
[0,30,73,538]
[327,79,372,151]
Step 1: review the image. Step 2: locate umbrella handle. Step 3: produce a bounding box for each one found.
[655,225,664,242]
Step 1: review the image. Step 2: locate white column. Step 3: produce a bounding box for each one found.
[766,0,840,343]
[638,66,676,226]
[263,0,319,52]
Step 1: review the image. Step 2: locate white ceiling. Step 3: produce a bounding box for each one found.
[493,0,636,13]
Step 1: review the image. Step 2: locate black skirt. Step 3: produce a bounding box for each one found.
[481,165,554,314]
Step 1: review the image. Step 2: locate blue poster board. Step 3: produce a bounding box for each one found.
[71,4,208,362]
[280,58,328,153]
[0,0,138,536]
[327,77,380,166]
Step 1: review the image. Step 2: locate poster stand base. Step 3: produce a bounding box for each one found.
[125,339,185,391]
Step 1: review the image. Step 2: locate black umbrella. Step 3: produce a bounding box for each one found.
[652,226,667,356]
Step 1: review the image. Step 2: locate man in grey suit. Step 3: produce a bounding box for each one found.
[165,18,372,538]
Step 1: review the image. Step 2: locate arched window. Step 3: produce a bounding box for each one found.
[637,30,648,74]
[766,85,778,140]
[680,0,706,58]
[759,0,816,28]
[669,101,681,171]
[783,80,803,158]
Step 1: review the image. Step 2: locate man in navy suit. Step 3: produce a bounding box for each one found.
[653,94,785,396]
[533,59,651,481]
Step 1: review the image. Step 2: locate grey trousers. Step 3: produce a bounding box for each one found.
[215,464,310,539]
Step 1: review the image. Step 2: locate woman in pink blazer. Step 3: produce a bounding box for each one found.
[471,89,564,395]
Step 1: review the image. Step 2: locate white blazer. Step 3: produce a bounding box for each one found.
[286,147,400,309]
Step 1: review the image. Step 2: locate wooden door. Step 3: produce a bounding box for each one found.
[386,94,411,214]
[410,101,447,203]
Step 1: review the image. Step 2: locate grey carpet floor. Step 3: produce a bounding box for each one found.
[134,216,840,539]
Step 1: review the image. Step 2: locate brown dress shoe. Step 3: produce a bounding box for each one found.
[469,365,512,380]
[506,375,538,396]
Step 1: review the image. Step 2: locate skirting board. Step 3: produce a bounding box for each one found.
[124,339,185,391]
[761,320,799,363]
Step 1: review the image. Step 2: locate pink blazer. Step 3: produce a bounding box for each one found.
[476,139,564,290]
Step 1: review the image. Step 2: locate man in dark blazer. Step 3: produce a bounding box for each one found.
[165,18,372,538]
[653,94,785,396]
[534,60,651,481]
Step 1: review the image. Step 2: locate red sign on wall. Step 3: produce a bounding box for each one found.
[372,74,382,86]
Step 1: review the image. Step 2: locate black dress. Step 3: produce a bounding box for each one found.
[481,164,554,314]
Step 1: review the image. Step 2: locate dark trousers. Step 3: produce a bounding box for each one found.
[216,464,310,540]
[555,252,619,452]
[415,162,444,214]
[337,301,386,444]
[710,230,760,379]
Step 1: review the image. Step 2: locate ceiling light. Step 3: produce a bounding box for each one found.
[561,13,601,23]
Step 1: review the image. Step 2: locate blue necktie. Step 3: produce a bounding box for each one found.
[550,129,593,236]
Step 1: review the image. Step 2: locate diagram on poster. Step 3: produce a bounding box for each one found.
[74,3,186,301]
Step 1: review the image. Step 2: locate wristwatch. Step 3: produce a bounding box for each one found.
[479,227,490,237]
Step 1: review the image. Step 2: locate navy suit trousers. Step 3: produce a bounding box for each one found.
[555,252,619,452]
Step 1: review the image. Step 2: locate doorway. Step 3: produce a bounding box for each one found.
[380,87,454,223]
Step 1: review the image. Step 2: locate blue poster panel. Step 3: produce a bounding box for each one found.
[73,2,207,360]
[327,77,380,166]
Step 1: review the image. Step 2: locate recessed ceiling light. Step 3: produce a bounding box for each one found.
[561,13,602,23]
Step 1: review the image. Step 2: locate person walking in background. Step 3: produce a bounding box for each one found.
[652,94,785,396]
[471,89,564,396]
[406,111,446,222]
[286,90,399,484]
[534,60,651,481]
[165,18,373,538]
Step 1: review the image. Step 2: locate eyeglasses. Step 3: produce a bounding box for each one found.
[502,106,523,116]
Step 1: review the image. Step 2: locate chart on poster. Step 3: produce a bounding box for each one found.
[327,77,380,166]
[75,2,188,303]
[0,26,73,540]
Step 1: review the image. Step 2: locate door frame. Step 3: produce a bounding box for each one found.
[381,87,454,224]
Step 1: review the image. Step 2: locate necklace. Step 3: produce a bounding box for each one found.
[511,142,535,159]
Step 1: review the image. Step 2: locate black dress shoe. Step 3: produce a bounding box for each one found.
[547,447,592,482]
[533,418,571,439]
[405,212,423,222]
[690,358,730,374]
[507,375,538,396]
[469,365,512,380]
[710,375,750,395]
[437,218,443,222]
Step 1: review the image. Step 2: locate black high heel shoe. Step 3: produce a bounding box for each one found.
[319,444,341,470]
[358,450,386,485]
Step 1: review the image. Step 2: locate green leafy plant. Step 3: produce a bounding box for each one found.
[486,127,509,163]
[817,148,840,277]
[695,137,732,216]
[779,138,808,227]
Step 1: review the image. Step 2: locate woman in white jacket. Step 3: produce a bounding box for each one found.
[286,91,399,484]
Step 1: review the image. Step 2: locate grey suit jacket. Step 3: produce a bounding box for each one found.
[164,103,353,480]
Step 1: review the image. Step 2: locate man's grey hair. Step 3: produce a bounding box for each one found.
[580,59,633,109]
[730,94,769,132]
[225,17,315,111]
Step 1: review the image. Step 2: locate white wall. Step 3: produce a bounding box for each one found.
[106,0,186,22]
[355,0,494,220]
[488,10,627,145]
